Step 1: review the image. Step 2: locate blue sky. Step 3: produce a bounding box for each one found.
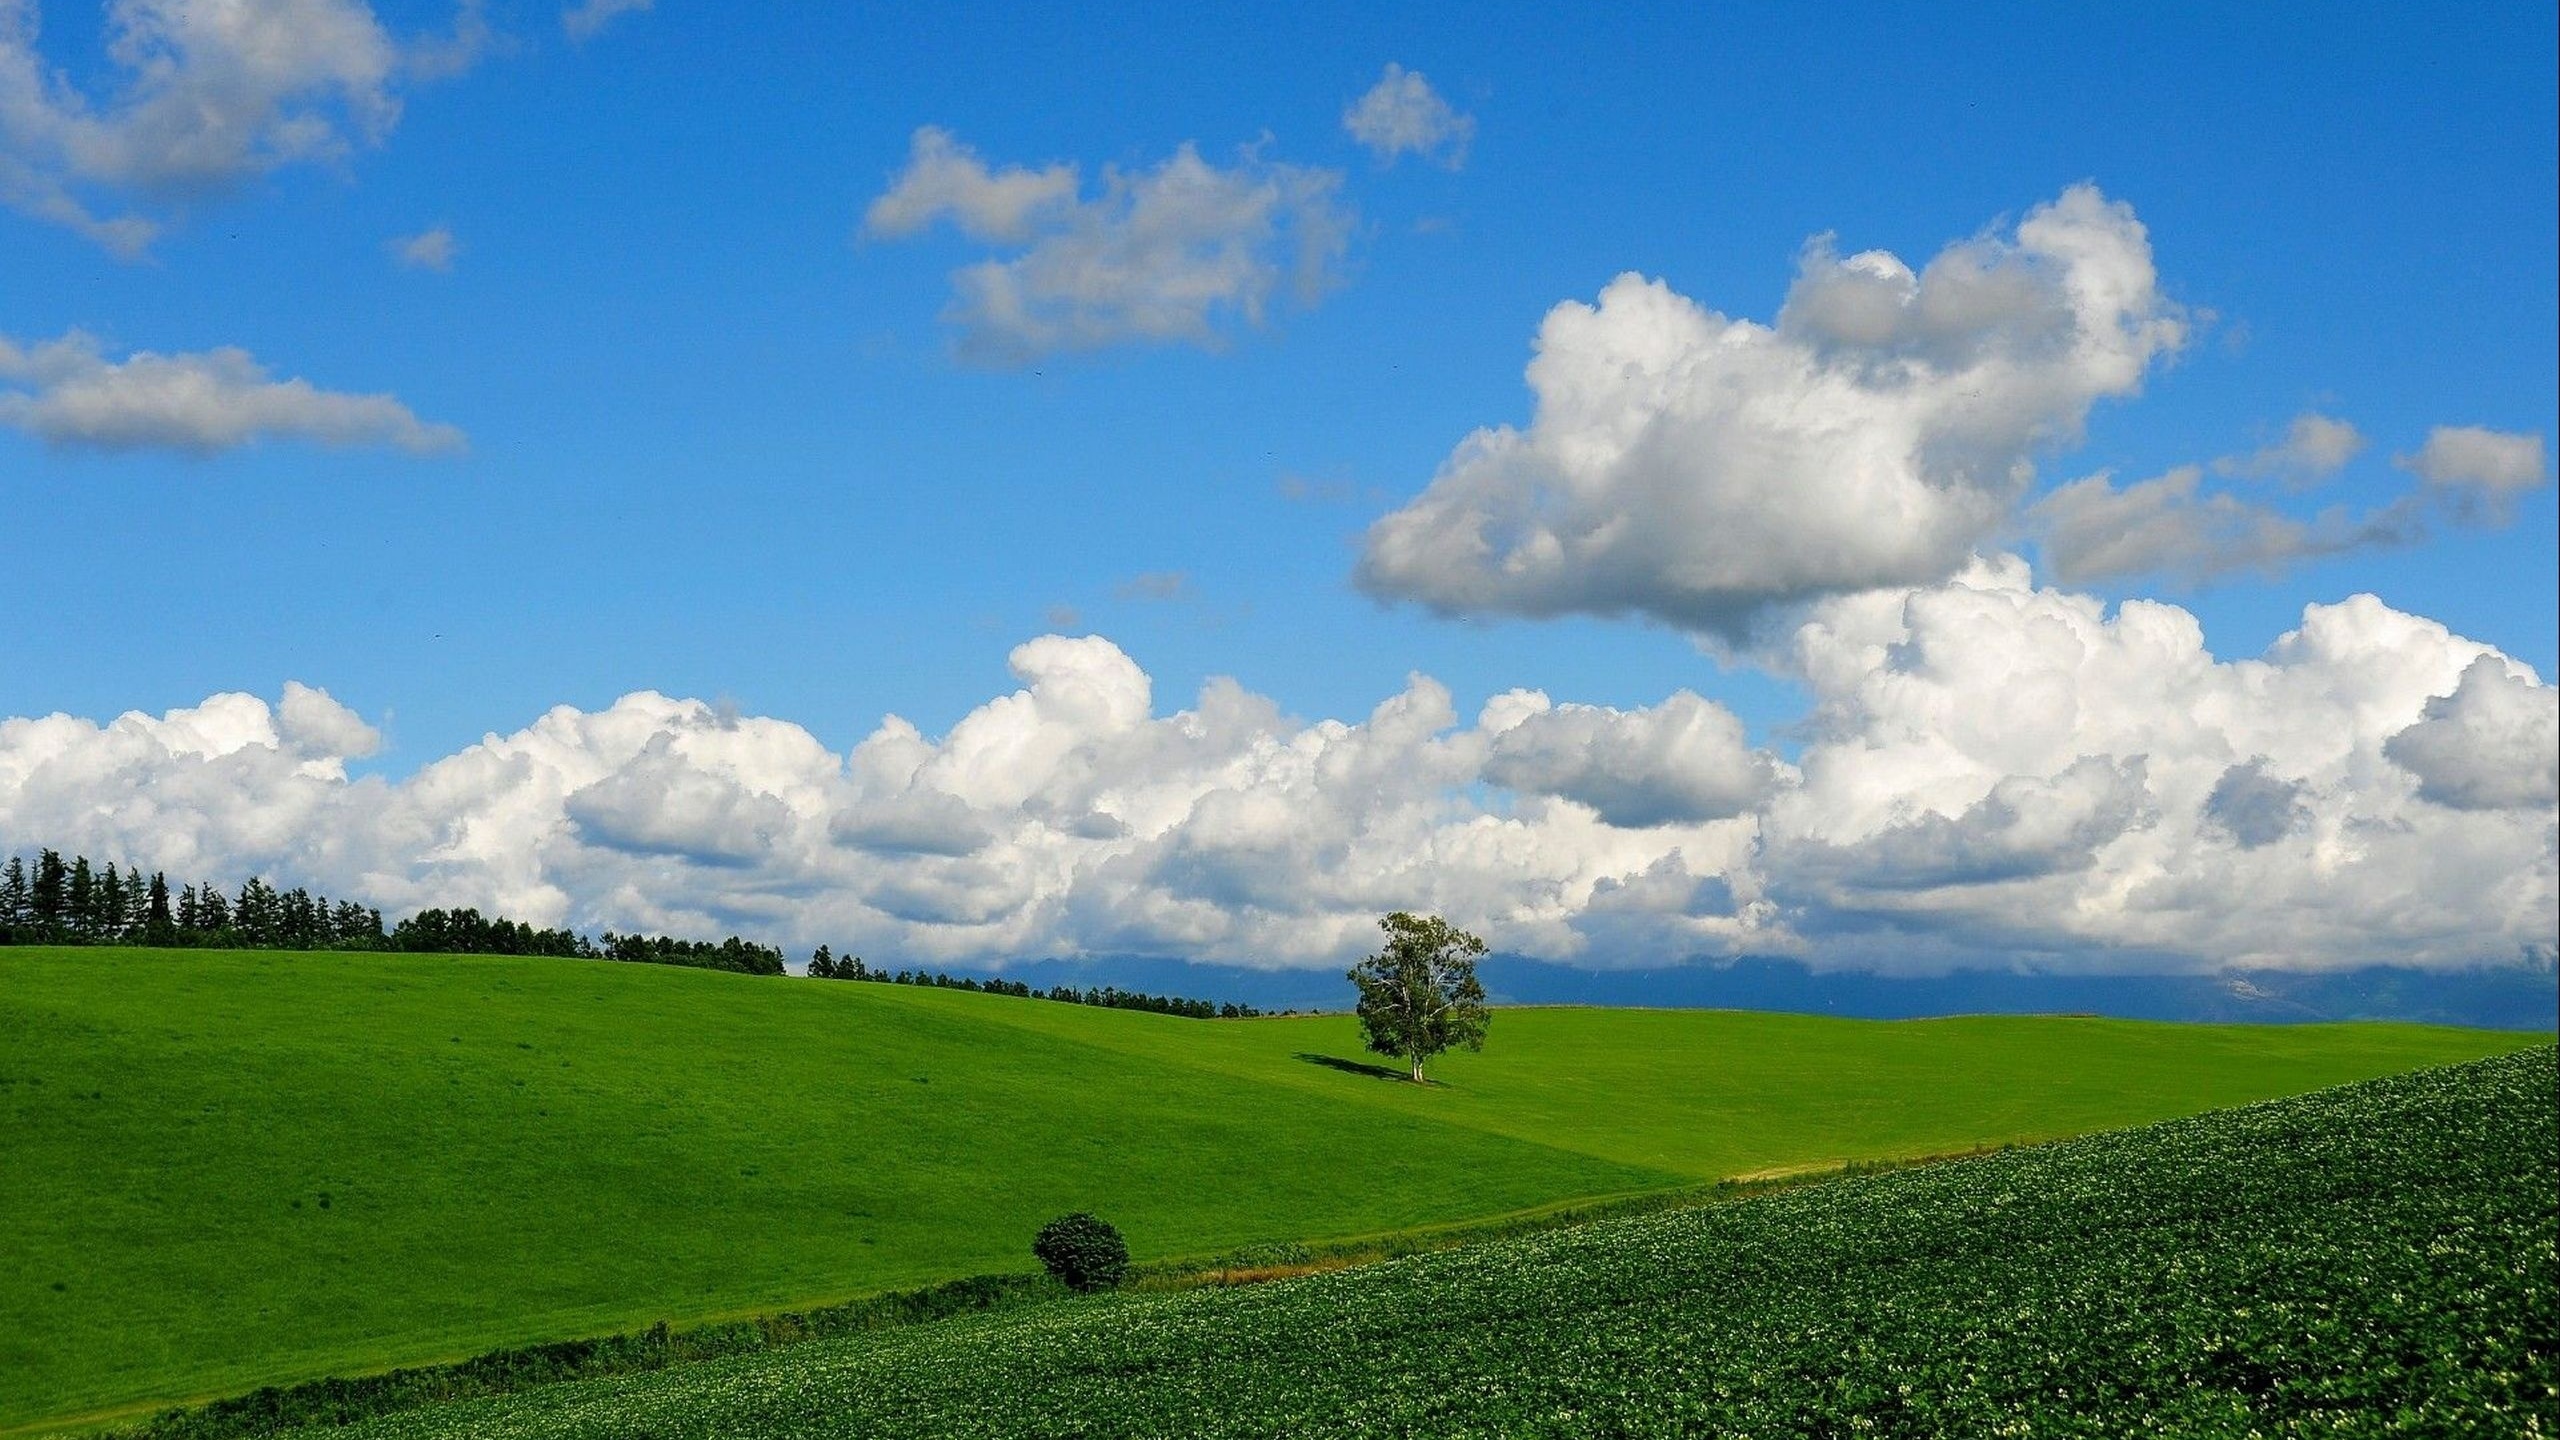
[1,1,2553,972]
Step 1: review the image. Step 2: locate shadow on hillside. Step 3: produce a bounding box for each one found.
[1294,1052,1417,1083]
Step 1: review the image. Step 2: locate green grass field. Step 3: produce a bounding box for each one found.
[0,947,2542,1434]
[314,1048,2558,1439]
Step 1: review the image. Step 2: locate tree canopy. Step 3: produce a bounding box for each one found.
[1347,911,1490,1083]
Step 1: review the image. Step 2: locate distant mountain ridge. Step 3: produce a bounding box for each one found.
[933,953,2558,1031]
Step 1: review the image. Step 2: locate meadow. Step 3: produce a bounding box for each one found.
[0,946,2541,1433]
[308,1047,2559,1438]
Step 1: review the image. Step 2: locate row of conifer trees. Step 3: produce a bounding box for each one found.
[0,849,380,950]
[0,848,783,975]
[0,849,1275,1003]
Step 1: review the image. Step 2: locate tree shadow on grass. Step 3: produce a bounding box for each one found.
[1294,1052,1424,1084]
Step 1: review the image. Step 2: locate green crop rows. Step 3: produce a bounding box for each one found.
[323,1047,2559,1439]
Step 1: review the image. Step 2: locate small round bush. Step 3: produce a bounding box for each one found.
[1032,1212,1129,1292]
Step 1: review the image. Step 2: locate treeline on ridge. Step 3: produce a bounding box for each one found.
[0,848,1266,1013]
[807,946,1271,1019]
[0,848,783,976]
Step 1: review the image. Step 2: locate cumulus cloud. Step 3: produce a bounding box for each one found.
[389,223,457,271]
[278,680,381,760]
[864,126,1076,245]
[0,330,462,454]
[1480,690,1781,827]
[1787,755,2155,891]
[831,788,1000,858]
[2030,465,2418,584]
[2213,412,2365,487]
[566,737,801,866]
[4,569,2550,975]
[1342,62,1472,168]
[2203,759,2307,849]
[2384,657,2560,811]
[863,127,1352,363]
[1357,185,2187,637]
[2397,425,2548,521]
[561,0,649,43]
[0,0,475,252]
[1761,556,2553,968]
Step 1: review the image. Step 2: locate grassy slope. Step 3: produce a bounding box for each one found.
[950,994,2534,1181]
[0,947,2540,1432]
[327,1047,2558,1439]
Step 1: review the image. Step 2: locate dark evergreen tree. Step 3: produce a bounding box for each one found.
[98,864,126,941]
[66,856,95,939]
[32,849,66,933]
[146,872,175,944]
[196,882,230,934]
[0,856,29,935]
[282,887,318,946]
[235,877,274,946]
[329,900,377,946]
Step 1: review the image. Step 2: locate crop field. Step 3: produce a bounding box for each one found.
[1,947,2541,1433]
[307,1047,2560,1439]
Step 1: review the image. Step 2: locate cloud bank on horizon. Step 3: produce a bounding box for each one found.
[3,557,2551,975]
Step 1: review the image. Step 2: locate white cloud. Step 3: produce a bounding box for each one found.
[864,127,1352,363]
[0,330,462,454]
[1785,755,2156,890]
[1760,557,2554,969]
[2213,412,2365,487]
[1,147,156,251]
[3,575,2549,974]
[1342,62,1472,168]
[389,223,457,271]
[561,0,649,43]
[2397,425,2548,521]
[566,736,802,865]
[1480,689,1782,827]
[831,788,1000,858]
[0,0,474,251]
[1357,185,2187,637]
[277,680,381,761]
[2202,758,2307,849]
[2030,464,2418,585]
[864,126,1077,245]
[2384,657,2559,812]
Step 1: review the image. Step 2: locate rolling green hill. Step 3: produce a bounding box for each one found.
[0,946,2540,1433]
[310,1047,2559,1439]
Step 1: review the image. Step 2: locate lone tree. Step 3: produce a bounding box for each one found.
[1348,911,1491,1083]
[1032,1213,1130,1292]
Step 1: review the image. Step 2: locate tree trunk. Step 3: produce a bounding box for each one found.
[1411,1052,1425,1083]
